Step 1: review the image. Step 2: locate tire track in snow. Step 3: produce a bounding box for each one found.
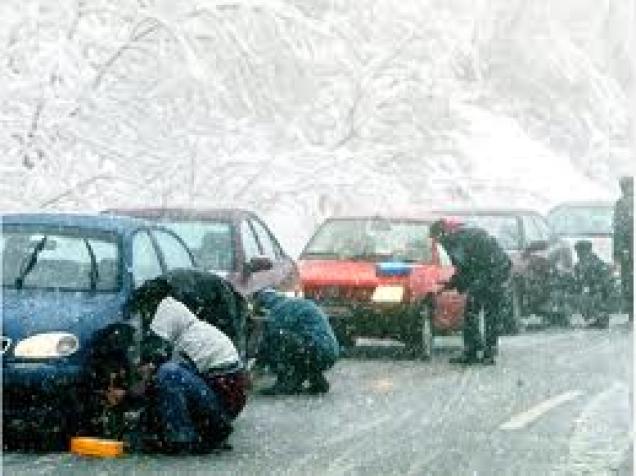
[562,381,632,474]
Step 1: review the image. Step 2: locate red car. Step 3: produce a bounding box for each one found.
[298,216,466,358]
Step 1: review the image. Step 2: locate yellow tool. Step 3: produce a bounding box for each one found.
[70,437,124,458]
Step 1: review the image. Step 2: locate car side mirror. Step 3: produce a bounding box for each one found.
[246,256,273,274]
[524,240,548,254]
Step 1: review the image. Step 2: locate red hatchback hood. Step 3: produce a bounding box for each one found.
[299,260,382,287]
[298,259,442,295]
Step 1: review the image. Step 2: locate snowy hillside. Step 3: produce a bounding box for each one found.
[0,0,632,256]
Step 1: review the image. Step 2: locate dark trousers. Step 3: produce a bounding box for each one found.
[621,257,633,319]
[154,362,232,447]
[463,286,504,356]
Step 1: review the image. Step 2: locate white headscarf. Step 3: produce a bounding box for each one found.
[150,296,239,372]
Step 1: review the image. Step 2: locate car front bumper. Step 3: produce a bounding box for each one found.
[318,301,417,339]
[2,362,86,421]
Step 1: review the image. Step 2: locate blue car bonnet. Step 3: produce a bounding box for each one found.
[2,289,128,360]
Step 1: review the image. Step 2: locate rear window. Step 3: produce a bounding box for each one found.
[302,218,432,262]
[160,221,234,272]
[2,225,120,291]
[547,206,614,236]
[457,215,520,250]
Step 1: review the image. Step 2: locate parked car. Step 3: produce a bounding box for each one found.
[434,209,574,329]
[2,213,197,446]
[102,208,301,298]
[102,208,301,357]
[547,201,614,264]
[547,201,620,313]
[298,215,466,358]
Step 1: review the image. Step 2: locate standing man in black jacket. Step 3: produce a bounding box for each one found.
[613,176,633,322]
[430,218,512,365]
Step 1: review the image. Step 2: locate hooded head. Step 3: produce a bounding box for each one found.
[619,176,633,196]
[429,218,462,241]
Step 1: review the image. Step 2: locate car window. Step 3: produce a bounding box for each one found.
[459,215,520,250]
[303,219,432,262]
[240,220,261,261]
[250,219,278,261]
[436,242,453,266]
[547,206,614,235]
[132,230,163,288]
[151,229,194,270]
[521,215,543,245]
[531,215,552,241]
[1,226,120,291]
[161,220,234,272]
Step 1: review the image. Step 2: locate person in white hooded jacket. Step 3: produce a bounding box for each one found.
[132,295,248,453]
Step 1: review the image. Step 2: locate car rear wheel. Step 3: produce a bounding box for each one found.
[406,301,434,360]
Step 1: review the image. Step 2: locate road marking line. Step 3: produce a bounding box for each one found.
[499,390,583,430]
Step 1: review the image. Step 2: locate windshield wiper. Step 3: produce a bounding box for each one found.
[15,236,48,289]
[83,238,99,291]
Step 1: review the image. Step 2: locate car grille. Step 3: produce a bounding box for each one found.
[1,336,11,354]
[304,286,375,303]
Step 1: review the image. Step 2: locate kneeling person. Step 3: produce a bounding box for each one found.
[139,296,247,453]
[255,290,339,395]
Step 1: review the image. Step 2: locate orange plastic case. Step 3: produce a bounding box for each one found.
[70,437,124,458]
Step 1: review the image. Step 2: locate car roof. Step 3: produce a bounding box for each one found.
[324,213,440,223]
[2,212,150,233]
[102,207,253,222]
[548,201,614,212]
[433,208,542,217]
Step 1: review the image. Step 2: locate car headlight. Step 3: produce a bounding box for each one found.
[13,332,80,358]
[371,285,405,303]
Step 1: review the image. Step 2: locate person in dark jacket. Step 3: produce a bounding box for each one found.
[613,176,633,322]
[572,240,612,328]
[430,218,512,365]
[254,289,340,395]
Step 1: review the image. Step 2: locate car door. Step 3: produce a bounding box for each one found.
[432,241,466,328]
[236,218,267,296]
[149,228,196,271]
[249,216,299,293]
[130,229,164,289]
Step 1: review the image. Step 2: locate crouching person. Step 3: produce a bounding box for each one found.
[254,289,339,395]
[130,295,247,453]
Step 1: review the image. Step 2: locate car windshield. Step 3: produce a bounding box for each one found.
[1,225,120,291]
[302,219,432,262]
[160,220,234,271]
[547,206,614,236]
[457,215,520,250]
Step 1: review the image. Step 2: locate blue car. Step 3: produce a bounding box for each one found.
[2,213,196,444]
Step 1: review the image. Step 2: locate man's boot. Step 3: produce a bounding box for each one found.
[481,348,496,365]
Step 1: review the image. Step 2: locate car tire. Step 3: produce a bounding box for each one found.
[331,319,355,349]
[501,284,522,335]
[406,301,434,360]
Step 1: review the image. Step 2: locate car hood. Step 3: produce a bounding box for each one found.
[299,260,381,287]
[2,289,128,346]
